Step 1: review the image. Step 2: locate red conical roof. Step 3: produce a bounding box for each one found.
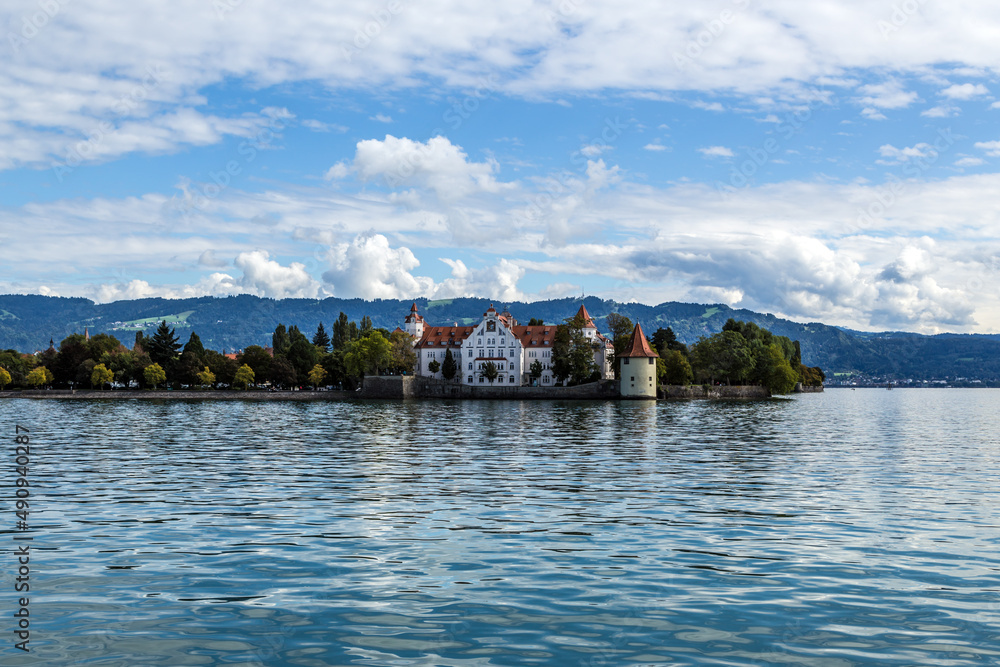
[575,303,596,328]
[621,322,658,358]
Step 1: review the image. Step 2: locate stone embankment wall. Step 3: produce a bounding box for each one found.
[0,389,351,401]
[359,376,619,400]
[793,383,825,393]
[660,384,771,399]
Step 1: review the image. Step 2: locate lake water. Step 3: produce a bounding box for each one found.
[3,389,1000,666]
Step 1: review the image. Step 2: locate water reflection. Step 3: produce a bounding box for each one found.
[4,390,999,665]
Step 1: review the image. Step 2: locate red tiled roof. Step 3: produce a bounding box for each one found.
[512,325,556,347]
[575,303,597,328]
[415,326,475,349]
[621,322,658,358]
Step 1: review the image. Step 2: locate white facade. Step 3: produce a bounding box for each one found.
[406,303,613,387]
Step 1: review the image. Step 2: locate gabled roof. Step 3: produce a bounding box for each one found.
[575,304,597,329]
[415,326,475,349]
[621,322,658,358]
[513,325,556,347]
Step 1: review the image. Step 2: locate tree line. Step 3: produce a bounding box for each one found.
[0,311,823,394]
[601,315,824,394]
[0,313,421,391]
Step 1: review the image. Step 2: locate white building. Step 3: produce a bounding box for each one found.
[398,302,614,386]
[618,322,659,399]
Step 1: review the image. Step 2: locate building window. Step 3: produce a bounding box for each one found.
[630,377,635,381]
[509,375,515,383]
[509,362,514,370]
[649,357,654,365]
[478,338,482,345]
[624,358,630,365]
[468,362,473,370]
[467,376,473,383]
[509,349,514,357]
[479,376,484,383]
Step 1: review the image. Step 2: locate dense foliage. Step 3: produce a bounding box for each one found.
[5,293,993,386]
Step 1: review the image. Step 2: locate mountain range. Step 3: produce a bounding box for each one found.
[1,294,998,381]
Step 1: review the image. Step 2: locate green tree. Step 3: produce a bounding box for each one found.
[233,364,255,390]
[182,332,206,359]
[238,345,273,384]
[389,329,417,374]
[143,363,166,389]
[660,349,693,385]
[552,314,598,385]
[196,366,216,388]
[174,350,204,385]
[320,351,347,389]
[529,359,543,383]
[286,337,319,380]
[0,367,11,390]
[527,318,544,326]
[90,363,114,390]
[344,332,392,379]
[332,312,353,351]
[441,348,458,381]
[760,344,800,394]
[53,334,90,385]
[605,313,634,377]
[76,359,97,387]
[270,357,298,388]
[87,333,122,361]
[307,364,327,388]
[691,331,754,385]
[312,323,331,352]
[360,315,373,335]
[26,367,53,388]
[272,324,291,356]
[428,360,441,374]
[652,327,686,354]
[147,321,181,368]
[481,361,499,385]
[203,350,237,388]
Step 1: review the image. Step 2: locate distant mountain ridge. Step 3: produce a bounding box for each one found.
[1,293,998,381]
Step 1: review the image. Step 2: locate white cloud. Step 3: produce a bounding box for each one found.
[302,119,346,132]
[940,83,989,99]
[322,233,434,299]
[698,146,734,158]
[974,140,1000,156]
[861,107,888,121]
[324,161,351,180]
[692,101,725,112]
[233,250,323,299]
[643,143,669,152]
[320,233,527,301]
[580,143,611,157]
[350,135,507,199]
[857,81,918,110]
[435,258,526,302]
[876,143,936,164]
[954,157,985,167]
[369,113,393,123]
[198,250,230,268]
[921,105,960,118]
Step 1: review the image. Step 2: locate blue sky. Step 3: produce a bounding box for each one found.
[2,0,1000,333]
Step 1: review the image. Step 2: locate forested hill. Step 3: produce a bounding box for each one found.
[1,293,998,380]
